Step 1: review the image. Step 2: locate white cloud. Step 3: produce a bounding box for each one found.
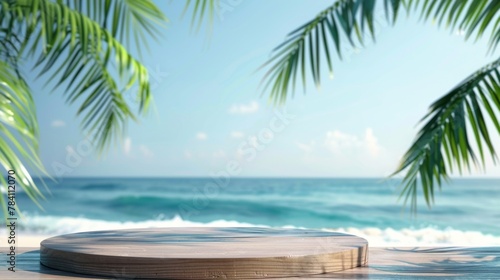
[364,128,381,157]
[51,120,66,127]
[213,150,226,159]
[296,141,316,153]
[123,137,132,155]
[184,150,193,159]
[139,145,153,158]
[196,132,207,140]
[229,101,259,114]
[230,131,245,139]
[325,130,361,153]
[324,128,382,157]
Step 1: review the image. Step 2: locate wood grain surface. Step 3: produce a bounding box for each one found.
[39,227,368,279]
[2,246,499,279]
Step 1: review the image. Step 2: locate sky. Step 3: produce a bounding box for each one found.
[31,0,500,178]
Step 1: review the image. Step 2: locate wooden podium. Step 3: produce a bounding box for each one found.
[40,227,368,279]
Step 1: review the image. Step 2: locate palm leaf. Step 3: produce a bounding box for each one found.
[8,0,165,152]
[0,61,46,217]
[260,0,395,104]
[0,0,166,218]
[64,0,167,54]
[261,0,500,211]
[183,0,218,33]
[394,58,500,211]
[262,0,500,104]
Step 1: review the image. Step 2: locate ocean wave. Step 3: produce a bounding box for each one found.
[2,214,500,246]
[330,226,500,246]
[104,195,343,222]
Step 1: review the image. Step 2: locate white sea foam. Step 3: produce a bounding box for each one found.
[327,226,500,247]
[5,214,265,235]
[3,214,500,247]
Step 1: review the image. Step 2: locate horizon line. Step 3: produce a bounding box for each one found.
[32,176,500,180]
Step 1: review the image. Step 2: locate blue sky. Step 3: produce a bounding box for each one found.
[33,0,500,177]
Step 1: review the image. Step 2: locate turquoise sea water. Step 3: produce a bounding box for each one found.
[4,177,500,246]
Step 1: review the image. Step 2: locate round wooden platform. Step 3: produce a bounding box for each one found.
[40,227,368,279]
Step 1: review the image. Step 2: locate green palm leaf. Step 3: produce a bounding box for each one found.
[0,61,46,217]
[262,0,500,104]
[395,58,500,211]
[261,0,500,210]
[260,0,397,104]
[0,0,167,218]
[62,0,166,54]
[183,0,218,33]
[6,0,167,151]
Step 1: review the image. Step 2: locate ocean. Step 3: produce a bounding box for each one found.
[3,177,500,246]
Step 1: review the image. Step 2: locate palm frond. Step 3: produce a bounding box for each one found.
[261,0,500,211]
[0,5,24,74]
[6,0,165,152]
[0,0,166,219]
[394,58,500,211]
[0,61,46,217]
[407,0,500,52]
[260,0,400,104]
[183,0,218,33]
[64,0,167,54]
[262,0,500,104]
